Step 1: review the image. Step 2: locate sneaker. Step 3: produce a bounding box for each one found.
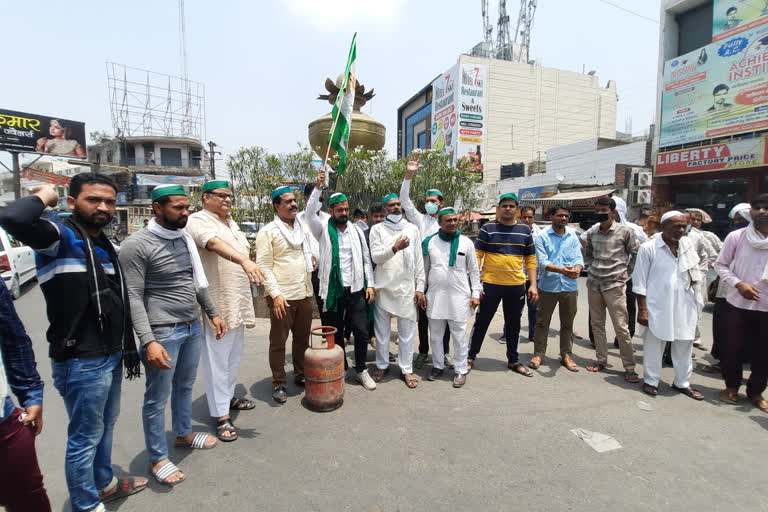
[453,373,467,388]
[444,354,454,369]
[356,369,377,390]
[272,386,287,404]
[427,367,444,381]
[415,353,428,369]
[497,336,506,344]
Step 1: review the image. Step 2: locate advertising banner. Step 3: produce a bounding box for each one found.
[430,63,458,159]
[22,167,71,186]
[713,0,768,42]
[455,63,487,174]
[654,135,766,176]
[660,24,768,147]
[0,109,87,157]
[136,174,205,186]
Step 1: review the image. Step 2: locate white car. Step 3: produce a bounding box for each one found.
[0,226,37,299]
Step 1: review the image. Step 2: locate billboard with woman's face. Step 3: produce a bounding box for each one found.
[0,109,87,158]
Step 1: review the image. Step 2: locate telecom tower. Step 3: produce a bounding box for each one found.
[474,1,536,63]
[513,0,537,63]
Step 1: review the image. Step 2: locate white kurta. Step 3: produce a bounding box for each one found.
[369,220,425,322]
[424,234,481,321]
[632,236,701,341]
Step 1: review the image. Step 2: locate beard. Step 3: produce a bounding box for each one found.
[334,215,348,225]
[165,216,188,229]
[74,209,112,230]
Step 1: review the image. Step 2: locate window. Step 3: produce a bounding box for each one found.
[160,148,182,166]
[405,102,432,156]
[416,131,426,149]
[143,143,155,165]
[676,3,713,56]
[106,150,114,164]
[190,149,201,168]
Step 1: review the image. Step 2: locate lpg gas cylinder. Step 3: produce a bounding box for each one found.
[304,326,345,412]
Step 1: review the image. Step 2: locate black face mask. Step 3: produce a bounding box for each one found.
[596,213,610,223]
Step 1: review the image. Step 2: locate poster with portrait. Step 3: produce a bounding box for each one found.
[713,0,768,42]
[455,63,486,174]
[0,109,87,157]
[430,63,458,161]
[660,23,768,147]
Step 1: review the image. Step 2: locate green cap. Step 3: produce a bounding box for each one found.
[271,186,292,200]
[381,193,397,205]
[328,192,348,206]
[499,192,518,204]
[202,180,230,193]
[437,207,456,217]
[426,189,443,198]
[151,184,187,202]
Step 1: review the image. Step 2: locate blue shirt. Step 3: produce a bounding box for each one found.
[535,226,584,293]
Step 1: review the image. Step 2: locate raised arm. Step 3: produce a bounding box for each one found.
[305,172,326,240]
[399,158,424,234]
[0,186,60,252]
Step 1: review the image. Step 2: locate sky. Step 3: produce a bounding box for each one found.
[0,0,661,169]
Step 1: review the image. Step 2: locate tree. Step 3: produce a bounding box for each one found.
[227,146,284,226]
[89,130,112,144]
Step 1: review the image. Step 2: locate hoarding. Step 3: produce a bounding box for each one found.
[430,64,458,159]
[713,0,768,42]
[455,63,487,174]
[135,174,205,186]
[22,167,71,186]
[0,109,87,157]
[660,24,768,147]
[654,135,766,176]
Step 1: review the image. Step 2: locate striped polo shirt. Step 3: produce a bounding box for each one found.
[475,220,536,286]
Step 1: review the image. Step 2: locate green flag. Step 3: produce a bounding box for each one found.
[328,33,357,175]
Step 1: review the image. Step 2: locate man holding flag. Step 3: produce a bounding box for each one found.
[325,33,357,178]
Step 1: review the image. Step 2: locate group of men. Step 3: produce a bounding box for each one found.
[1,164,767,512]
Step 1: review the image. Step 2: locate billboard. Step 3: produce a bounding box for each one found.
[136,174,205,186]
[455,63,487,174]
[713,0,768,42]
[430,64,458,159]
[654,135,766,176]
[22,167,71,186]
[0,109,87,157]
[660,24,768,147]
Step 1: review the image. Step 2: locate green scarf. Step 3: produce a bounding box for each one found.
[422,229,461,266]
[326,217,344,313]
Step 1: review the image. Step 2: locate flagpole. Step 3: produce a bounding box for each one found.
[322,73,355,177]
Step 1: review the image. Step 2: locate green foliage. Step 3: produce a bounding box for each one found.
[89,130,112,144]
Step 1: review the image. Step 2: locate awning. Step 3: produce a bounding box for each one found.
[519,188,616,209]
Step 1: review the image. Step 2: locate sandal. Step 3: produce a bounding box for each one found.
[642,383,658,396]
[672,385,704,401]
[561,357,579,372]
[402,373,419,388]
[174,432,216,449]
[719,389,739,404]
[748,395,768,413]
[624,371,640,383]
[508,362,534,377]
[528,356,542,369]
[216,419,238,442]
[467,359,474,372]
[230,397,255,410]
[151,461,186,486]
[100,476,148,503]
[586,361,608,372]
[371,367,389,382]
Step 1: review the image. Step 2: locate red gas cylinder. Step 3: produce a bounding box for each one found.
[304,326,345,412]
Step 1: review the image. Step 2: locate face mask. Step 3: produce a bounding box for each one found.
[355,220,368,229]
[425,202,439,215]
[387,213,403,223]
[596,213,610,223]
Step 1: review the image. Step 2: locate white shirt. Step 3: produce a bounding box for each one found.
[632,236,700,341]
[337,228,353,287]
[296,209,330,260]
[424,234,481,321]
[369,220,425,322]
[399,179,439,240]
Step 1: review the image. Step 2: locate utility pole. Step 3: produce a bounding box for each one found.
[207,140,220,179]
[11,152,21,199]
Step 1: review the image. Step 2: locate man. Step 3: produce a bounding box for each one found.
[297,182,331,327]
[634,211,704,400]
[369,192,426,388]
[715,194,768,413]
[468,192,538,377]
[687,208,723,252]
[143,218,149,228]
[0,279,50,511]
[422,207,481,387]
[256,186,314,403]
[584,197,640,382]
[305,170,376,390]
[353,208,369,232]
[722,7,741,30]
[400,154,451,370]
[685,208,721,351]
[708,84,733,112]
[186,180,266,442]
[514,205,541,343]
[0,175,147,511]
[366,204,388,353]
[121,185,224,485]
[528,205,583,372]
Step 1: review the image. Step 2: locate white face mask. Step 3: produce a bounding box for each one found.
[425,202,439,215]
[386,213,403,223]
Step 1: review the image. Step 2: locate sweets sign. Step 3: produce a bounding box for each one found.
[455,63,486,174]
[0,109,87,158]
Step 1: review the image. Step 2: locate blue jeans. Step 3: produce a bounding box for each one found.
[142,320,202,463]
[52,351,122,512]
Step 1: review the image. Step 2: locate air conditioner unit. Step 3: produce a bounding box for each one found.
[636,171,652,187]
[632,190,651,205]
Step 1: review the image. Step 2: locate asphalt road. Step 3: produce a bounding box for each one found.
[10,278,768,512]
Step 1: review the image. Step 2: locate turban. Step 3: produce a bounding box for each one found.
[202,180,230,193]
[151,184,187,202]
[729,202,751,222]
[328,192,348,206]
[271,186,292,200]
[686,208,712,223]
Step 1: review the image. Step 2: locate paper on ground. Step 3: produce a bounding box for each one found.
[636,400,653,411]
[571,428,622,453]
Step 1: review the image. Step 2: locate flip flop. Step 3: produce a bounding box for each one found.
[586,361,608,372]
[174,433,216,449]
[508,362,533,377]
[672,385,704,401]
[100,476,148,503]
[151,462,186,486]
[402,373,419,388]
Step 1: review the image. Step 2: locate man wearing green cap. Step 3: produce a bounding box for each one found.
[422,207,481,387]
[120,184,226,485]
[255,185,314,404]
[401,154,452,371]
[186,180,266,442]
[305,170,377,389]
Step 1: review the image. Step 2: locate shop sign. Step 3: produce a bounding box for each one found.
[654,136,766,176]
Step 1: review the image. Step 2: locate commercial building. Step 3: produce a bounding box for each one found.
[0,159,88,207]
[397,53,618,206]
[654,0,768,234]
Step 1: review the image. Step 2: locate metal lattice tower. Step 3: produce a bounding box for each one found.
[481,0,494,53]
[495,0,511,61]
[178,0,193,137]
[513,0,537,62]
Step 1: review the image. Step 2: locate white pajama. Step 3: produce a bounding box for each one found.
[201,323,245,417]
[374,306,416,374]
[429,318,469,375]
[642,330,693,388]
